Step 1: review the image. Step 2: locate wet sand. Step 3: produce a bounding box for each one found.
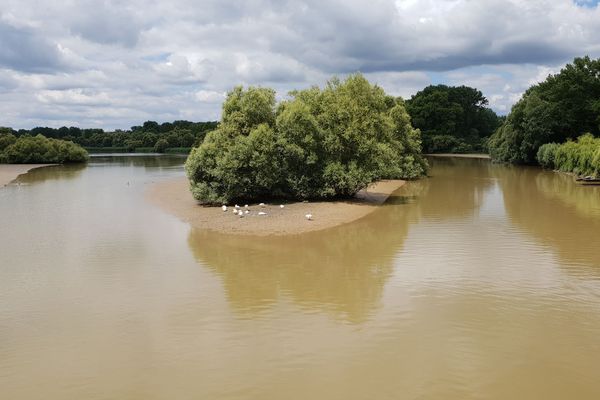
[147,177,406,236]
[426,153,490,159]
[0,164,55,187]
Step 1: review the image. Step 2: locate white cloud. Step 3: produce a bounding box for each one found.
[0,0,599,128]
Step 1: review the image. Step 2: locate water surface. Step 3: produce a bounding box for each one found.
[1,156,599,399]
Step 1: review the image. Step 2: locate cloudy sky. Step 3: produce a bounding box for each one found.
[1,0,599,129]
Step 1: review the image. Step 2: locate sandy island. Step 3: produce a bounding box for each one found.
[0,164,55,187]
[147,177,406,236]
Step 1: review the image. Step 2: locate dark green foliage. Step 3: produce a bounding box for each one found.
[536,134,600,177]
[1,135,88,164]
[406,85,500,153]
[0,131,17,151]
[489,56,600,164]
[154,138,169,153]
[185,74,427,204]
[9,120,218,152]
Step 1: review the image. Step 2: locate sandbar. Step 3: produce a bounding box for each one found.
[147,177,406,236]
[0,164,55,187]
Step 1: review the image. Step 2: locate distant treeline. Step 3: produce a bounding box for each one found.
[1,120,218,153]
[406,85,502,154]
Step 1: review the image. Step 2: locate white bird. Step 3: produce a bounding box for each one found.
[235,204,240,209]
[239,212,245,218]
[280,205,285,209]
[245,210,250,214]
[259,203,266,208]
[305,213,313,221]
[244,204,249,209]
[258,211,267,216]
[233,209,238,215]
[222,205,228,212]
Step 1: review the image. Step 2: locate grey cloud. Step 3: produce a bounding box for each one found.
[68,1,142,47]
[0,20,63,73]
[1,0,600,129]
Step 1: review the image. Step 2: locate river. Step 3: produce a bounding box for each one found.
[1,155,599,399]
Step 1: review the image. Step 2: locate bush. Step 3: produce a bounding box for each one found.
[154,138,169,153]
[1,134,88,163]
[185,74,428,204]
[536,134,600,177]
[536,142,560,169]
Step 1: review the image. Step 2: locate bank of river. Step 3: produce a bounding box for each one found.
[147,177,405,236]
[1,155,600,400]
[0,164,55,187]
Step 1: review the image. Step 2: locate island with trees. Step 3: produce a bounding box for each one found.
[185,74,427,204]
[0,130,88,164]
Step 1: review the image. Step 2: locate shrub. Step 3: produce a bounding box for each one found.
[2,135,88,163]
[537,134,600,177]
[154,138,169,153]
[536,143,560,169]
[185,74,427,204]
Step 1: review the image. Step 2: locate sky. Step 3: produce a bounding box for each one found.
[1,0,599,130]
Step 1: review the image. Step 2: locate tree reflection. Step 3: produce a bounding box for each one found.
[497,166,600,269]
[187,190,420,324]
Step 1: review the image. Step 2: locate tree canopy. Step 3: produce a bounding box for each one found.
[0,133,88,164]
[406,85,500,153]
[185,74,427,204]
[1,120,218,153]
[488,56,600,164]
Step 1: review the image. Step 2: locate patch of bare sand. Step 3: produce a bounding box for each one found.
[146,177,406,236]
[0,164,56,187]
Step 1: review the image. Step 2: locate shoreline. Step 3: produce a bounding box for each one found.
[146,177,406,236]
[0,164,56,187]
[426,153,490,159]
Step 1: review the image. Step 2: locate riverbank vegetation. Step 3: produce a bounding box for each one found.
[185,74,427,204]
[0,133,88,164]
[489,56,600,164]
[406,85,501,154]
[537,134,600,177]
[0,120,218,154]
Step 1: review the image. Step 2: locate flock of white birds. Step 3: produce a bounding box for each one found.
[221,204,313,220]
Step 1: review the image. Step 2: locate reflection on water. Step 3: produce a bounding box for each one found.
[495,165,600,270]
[1,156,600,400]
[187,194,415,323]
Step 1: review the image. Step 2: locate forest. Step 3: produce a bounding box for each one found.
[489,56,600,165]
[1,120,218,154]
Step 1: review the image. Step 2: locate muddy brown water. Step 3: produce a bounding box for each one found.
[1,155,599,399]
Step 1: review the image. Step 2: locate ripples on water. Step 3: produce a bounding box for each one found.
[1,156,599,399]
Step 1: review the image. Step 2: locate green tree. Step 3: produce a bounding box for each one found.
[185,74,427,204]
[154,138,169,153]
[406,85,500,153]
[1,135,88,163]
[489,56,600,164]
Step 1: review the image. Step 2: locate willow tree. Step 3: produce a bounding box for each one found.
[185,74,427,204]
